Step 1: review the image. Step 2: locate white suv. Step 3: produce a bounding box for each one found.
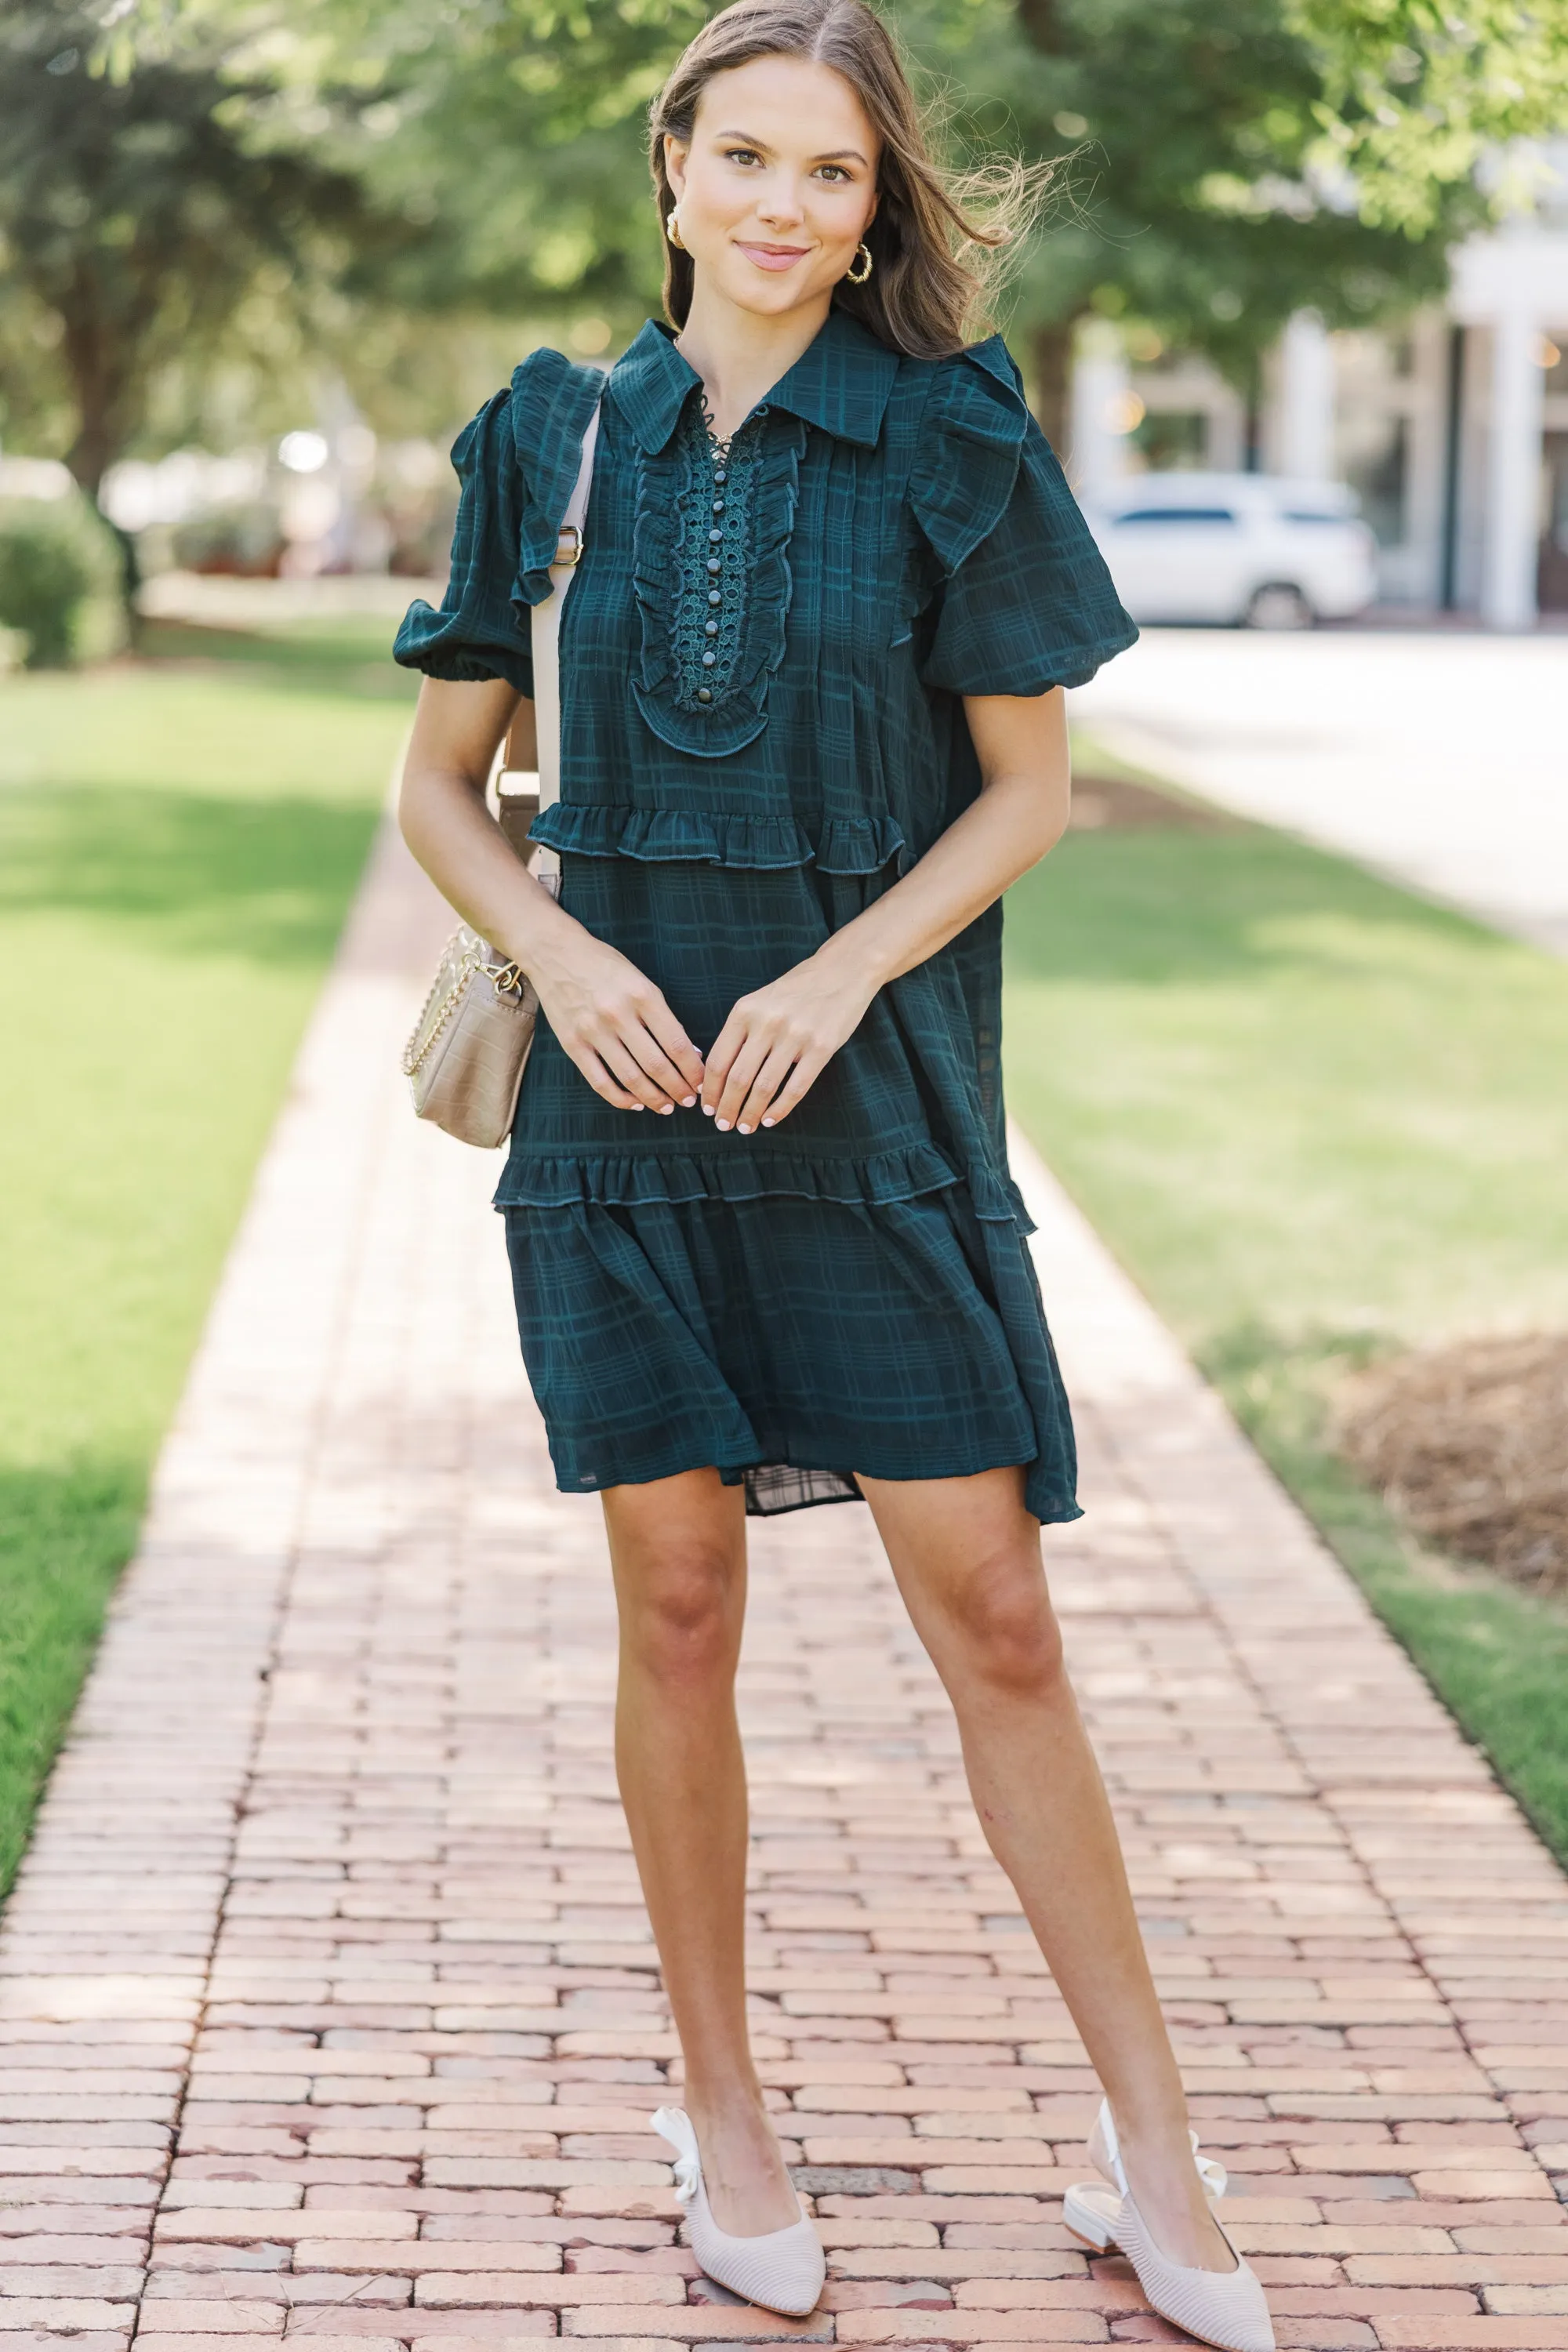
[1085,472,1377,628]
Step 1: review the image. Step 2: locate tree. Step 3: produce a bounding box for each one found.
[898,0,1460,448]
[1287,0,1568,234]
[0,1,383,622]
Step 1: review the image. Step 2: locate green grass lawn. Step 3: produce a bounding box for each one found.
[0,617,416,1891]
[1004,762,1568,1859]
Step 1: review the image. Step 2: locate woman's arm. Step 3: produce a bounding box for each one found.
[398,677,706,1114]
[701,686,1070,1133]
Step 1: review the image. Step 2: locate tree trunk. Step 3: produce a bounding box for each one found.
[1030,318,1076,458]
[61,303,143,648]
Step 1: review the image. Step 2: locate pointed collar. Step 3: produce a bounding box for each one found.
[608,308,901,454]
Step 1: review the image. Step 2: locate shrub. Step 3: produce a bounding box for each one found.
[0,509,96,667]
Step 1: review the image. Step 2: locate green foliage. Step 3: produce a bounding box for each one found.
[902,0,1460,374]
[0,2,387,497]
[0,622,412,1893]
[1000,768,1568,1860]
[0,509,92,666]
[0,492,122,666]
[1287,0,1568,236]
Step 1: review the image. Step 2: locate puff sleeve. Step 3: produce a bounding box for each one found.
[394,384,533,696]
[912,338,1138,698]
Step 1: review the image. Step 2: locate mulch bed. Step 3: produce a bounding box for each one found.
[1338,1333,1568,1595]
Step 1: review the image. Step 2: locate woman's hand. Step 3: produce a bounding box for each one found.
[529,927,707,1115]
[702,946,879,1133]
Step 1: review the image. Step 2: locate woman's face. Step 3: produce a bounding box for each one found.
[664,54,880,320]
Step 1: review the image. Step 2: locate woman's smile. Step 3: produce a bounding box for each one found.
[735,238,813,271]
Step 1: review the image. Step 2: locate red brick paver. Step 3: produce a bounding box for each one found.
[4,826,1564,2352]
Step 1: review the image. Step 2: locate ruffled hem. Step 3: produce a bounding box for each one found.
[529,801,905,874]
[494,1139,960,1210]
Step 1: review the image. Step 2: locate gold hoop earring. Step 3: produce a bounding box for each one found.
[665,209,685,252]
[844,241,873,285]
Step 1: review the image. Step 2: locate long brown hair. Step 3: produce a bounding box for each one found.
[649,0,1044,360]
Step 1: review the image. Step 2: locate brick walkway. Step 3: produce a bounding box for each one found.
[5,827,1566,2352]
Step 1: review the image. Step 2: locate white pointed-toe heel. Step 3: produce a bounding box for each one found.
[1062,2099,1274,2352]
[652,2105,826,2319]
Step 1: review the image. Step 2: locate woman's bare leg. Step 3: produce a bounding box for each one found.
[858,1464,1235,2273]
[601,1467,800,2235]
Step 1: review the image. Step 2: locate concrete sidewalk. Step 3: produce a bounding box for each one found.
[1070,631,1568,958]
[3,826,1566,2352]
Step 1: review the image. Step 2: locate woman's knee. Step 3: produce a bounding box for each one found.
[939,1546,1066,1697]
[604,1484,745,1690]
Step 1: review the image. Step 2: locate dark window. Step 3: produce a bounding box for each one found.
[1115,506,1237,526]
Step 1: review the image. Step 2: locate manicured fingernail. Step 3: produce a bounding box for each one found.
[702,1102,714,1116]
[716,1118,730,1132]
[761,1116,776,1127]
[737,1122,752,1134]
[657,1103,673,1114]
[681,1094,697,1107]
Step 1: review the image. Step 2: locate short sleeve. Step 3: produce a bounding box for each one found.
[911,341,1138,699]
[394,386,532,696]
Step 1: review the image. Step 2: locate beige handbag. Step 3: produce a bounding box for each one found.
[401,397,602,1146]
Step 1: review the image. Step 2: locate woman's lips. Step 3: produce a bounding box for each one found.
[735,241,811,273]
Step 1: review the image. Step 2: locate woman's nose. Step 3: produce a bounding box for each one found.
[755,176,807,225]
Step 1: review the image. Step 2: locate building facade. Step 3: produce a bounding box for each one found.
[1069,147,1568,627]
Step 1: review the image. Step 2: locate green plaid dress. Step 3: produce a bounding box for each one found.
[395,310,1137,1519]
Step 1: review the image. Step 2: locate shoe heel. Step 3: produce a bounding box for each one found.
[1062,2183,1117,2252]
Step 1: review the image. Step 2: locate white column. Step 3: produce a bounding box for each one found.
[1481,308,1545,629]
[1069,328,1131,502]
[1276,310,1336,480]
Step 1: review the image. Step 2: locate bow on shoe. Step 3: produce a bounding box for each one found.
[652,2106,702,2206]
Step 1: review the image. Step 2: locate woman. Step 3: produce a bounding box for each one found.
[394,5,1272,2346]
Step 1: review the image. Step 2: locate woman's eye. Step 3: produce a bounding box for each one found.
[724,147,760,166]
[816,165,849,182]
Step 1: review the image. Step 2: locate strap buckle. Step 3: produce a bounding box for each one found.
[554,524,583,567]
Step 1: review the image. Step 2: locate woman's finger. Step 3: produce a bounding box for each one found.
[700,1006,750,1112]
[572,1044,647,1112]
[639,997,706,1101]
[597,1033,678,1112]
[736,1043,800,1134]
[712,1028,776,1130]
[619,1020,700,1108]
[756,1046,830,1130]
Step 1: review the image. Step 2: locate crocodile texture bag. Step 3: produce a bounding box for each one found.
[401,397,601,1146]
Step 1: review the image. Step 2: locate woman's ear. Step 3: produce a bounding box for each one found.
[664,132,689,201]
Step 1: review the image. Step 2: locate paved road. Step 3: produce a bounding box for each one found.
[2,823,1565,2352]
[1072,630,1568,956]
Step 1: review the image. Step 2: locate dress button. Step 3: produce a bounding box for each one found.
[704,619,719,636]
[696,687,712,703]
[702,651,717,667]
[708,590,721,605]
[706,557,721,575]
[712,499,724,515]
[708,529,723,545]
[713,469,727,485]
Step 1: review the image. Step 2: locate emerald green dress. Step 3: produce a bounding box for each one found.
[396,308,1137,1518]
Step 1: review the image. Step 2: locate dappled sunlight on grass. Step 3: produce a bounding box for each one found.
[1004,810,1568,1857]
[1,631,413,1890]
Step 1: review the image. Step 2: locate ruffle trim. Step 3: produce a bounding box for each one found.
[909,336,1030,577]
[529,801,905,875]
[630,409,804,759]
[507,348,609,612]
[494,1140,960,1210]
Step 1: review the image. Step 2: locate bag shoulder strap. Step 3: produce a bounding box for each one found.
[528,398,602,883]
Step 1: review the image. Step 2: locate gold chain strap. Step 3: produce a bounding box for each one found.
[401,940,525,1079]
